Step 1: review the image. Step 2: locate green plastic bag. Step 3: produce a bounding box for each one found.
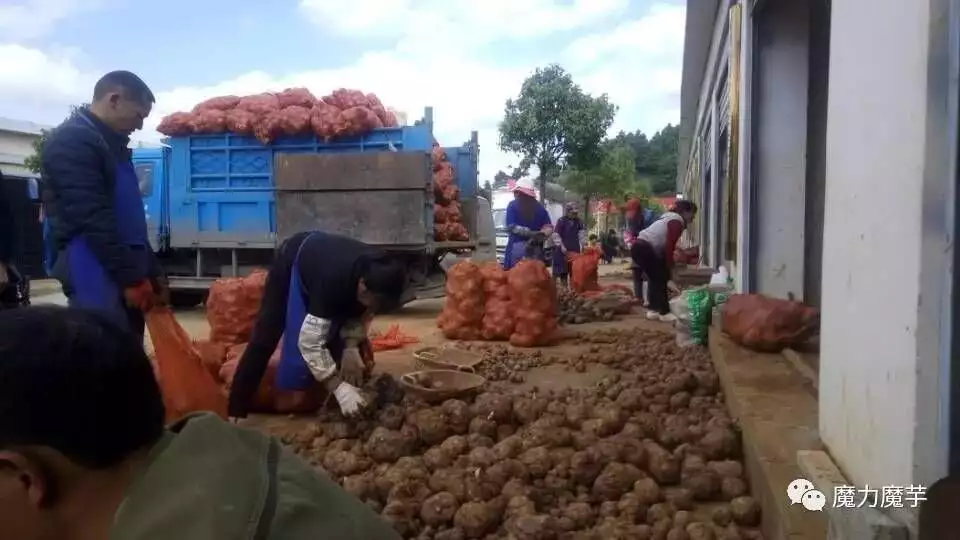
[686,287,713,345]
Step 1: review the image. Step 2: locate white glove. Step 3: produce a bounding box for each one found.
[340,348,365,386]
[511,225,532,236]
[332,382,366,417]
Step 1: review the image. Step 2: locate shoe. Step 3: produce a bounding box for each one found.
[645,311,660,321]
[659,313,677,323]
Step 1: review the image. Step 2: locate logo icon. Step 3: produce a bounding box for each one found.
[802,489,827,511]
[787,478,816,505]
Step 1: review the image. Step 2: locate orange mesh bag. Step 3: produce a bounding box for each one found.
[219,343,325,414]
[278,105,312,135]
[437,261,485,340]
[254,110,285,144]
[194,339,228,381]
[365,92,390,125]
[225,109,258,135]
[333,106,384,138]
[721,294,820,352]
[508,260,558,347]
[309,102,341,141]
[369,324,419,352]
[146,307,228,422]
[434,202,462,224]
[236,93,281,116]
[156,112,193,136]
[480,262,513,340]
[276,87,317,109]
[324,88,371,109]
[570,248,603,294]
[192,95,241,112]
[206,270,268,345]
[187,109,227,134]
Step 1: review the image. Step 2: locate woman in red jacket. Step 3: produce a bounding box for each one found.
[630,200,698,322]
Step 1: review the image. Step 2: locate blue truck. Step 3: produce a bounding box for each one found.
[131,107,485,307]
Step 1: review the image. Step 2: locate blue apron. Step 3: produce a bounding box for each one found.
[65,119,151,332]
[275,233,319,391]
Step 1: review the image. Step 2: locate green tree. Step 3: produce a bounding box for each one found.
[23,104,87,174]
[498,64,617,201]
[560,144,646,221]
[607,123,680,195]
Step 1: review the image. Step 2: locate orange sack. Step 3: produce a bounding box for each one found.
[570,248,602,294]
[437,261,485,340]
[206,270,268,345]
[146,307,228,423]
[218,343,326,414]
[479,262,513,341]
[721,294,820,352]
[507,260,558,347]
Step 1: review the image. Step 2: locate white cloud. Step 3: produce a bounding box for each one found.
[0,0,106,41]
[0,1,685,181]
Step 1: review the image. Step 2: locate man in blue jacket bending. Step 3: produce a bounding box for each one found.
[42,71,167,338]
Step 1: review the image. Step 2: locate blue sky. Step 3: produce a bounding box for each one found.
[0,0,685,179]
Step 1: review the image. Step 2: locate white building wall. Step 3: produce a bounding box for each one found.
[0,130,40,178]
[819,0,952,529]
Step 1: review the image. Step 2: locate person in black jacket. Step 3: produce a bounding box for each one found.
[42,71,167,337]
[228,232,407,420]
[0,170,16,295]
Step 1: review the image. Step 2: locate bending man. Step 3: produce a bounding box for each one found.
[228,231,407,419]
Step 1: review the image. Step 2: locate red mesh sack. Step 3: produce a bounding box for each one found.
[384,110,398,127]
[431,145,448,167]
[570,248,602,294]
[721,294,820,353]
[225,109,258,135]
[434,202,462,224]
[480,263,513,340]
[236,93,280,116]
[276,87,317,109]
[310,102,341,141]
[206,270,268,345]
[193,95,241,112]
[156,112,193,136]
[324,88,370,109]
[219,343,326,414]
[254,110,285,144]
[187,109,227,134]
[365,92,389,125]
[437,261,485,340]
[333,106,384,138]
[508,260,558,347]
[279,105,312,135]
[194,339,228,381]
[146,307,228,423]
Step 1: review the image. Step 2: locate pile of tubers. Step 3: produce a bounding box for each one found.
[280,328,762,540]
[558,290,619,325]
[455,343,556,383]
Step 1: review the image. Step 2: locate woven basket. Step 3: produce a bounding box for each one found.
[412,347,484,373]
[399,370,487,403]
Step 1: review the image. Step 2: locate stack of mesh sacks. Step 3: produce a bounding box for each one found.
[431,143,469,241]
[156,87,399,145]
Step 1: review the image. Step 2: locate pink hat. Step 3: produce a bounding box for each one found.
[511,177,537,197]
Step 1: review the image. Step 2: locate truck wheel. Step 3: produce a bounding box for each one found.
[169,291,207,309]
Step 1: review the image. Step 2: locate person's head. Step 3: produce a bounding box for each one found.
[608,229,616,236]
[0,306,165,540]
[564,203,578,218]
[511,177,537,201]
[589,234,598,243]
[357,256,408,313]
[89,71,155,136]
[673,200,698,225]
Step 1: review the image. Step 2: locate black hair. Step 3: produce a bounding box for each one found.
[674,200,698,214]
[361,256,408,311]
[589,234,598,241]
[0,306,165,469]
[93,70,156,105]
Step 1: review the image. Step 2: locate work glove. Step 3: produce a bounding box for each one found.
[124,280,156,312]
[340,347,365,386]
[510,225,532,237]
[332,381,366,417]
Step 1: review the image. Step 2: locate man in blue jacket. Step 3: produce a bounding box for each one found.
[42,71,167,337]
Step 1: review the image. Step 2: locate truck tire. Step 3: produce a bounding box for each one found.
[169,290,207,309]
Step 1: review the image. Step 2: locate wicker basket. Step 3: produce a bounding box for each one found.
[400,370,487,403]
[412,347,484,373]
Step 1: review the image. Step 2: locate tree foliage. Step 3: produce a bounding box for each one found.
[607,124,679,195]
[23,104,87,174]
[498,64,617,199]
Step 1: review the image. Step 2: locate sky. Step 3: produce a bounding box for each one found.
[0,0,685,181]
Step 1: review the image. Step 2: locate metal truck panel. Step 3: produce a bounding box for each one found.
[165,108,435,248]
[273,152,431,246]
[131,147,166,251]
[443,130,479,199]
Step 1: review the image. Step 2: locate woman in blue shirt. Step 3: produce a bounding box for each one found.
[503,177,553,270]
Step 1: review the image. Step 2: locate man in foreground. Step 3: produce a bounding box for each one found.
[0,306,401,540]
[42,71,167,337]
[228,231,407,420]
